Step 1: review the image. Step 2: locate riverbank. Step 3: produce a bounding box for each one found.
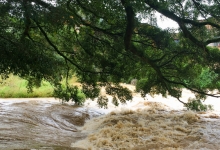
[0,75,79,98]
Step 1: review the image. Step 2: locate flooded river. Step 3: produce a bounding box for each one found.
[0,98,101,150]
[0,89,220,150]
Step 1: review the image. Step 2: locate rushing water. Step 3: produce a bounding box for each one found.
[0,98,102,150]
[0,89,220,150]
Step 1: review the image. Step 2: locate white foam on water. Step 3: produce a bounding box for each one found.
[71,88,220,150]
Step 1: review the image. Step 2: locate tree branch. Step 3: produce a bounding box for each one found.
[145,0,220,50]
[163,77,220,98]
[75,0,111,25]
[33,19,113,75]
[66,0,123,37]
[205,37,220,45]
[20,0,31,41]
[121,0,135,50]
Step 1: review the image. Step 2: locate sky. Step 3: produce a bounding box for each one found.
[157,16,179,29]
[140,12,179,30]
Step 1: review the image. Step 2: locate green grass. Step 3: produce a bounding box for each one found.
[0,75,54,98]
[0,74,83,98]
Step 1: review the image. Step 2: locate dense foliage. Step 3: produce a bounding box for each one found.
[185,98,213,111]
[0,0,220,107]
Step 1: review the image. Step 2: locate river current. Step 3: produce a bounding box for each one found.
[1,89,220,149]
[0,98,101,150]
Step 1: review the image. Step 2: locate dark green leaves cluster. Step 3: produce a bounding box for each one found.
[0,0,220,107]
[53,84,86,105]
[185,99,213,112]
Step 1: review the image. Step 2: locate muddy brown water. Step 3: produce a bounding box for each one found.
[0,98,100,150]
[1,94,220,150]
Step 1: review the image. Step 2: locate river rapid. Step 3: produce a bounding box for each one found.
[0,88,220,149]
[0,98,102,150]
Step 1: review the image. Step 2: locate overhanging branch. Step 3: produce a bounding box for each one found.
[145,0,220,50]
[33,19,113,75]
[66,0,123,37]
[206,37,220,45]
[163,77,220,98]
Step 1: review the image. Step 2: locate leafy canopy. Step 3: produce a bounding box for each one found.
[0,0,220,107]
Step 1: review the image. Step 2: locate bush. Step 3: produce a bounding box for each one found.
[185,98,213,111]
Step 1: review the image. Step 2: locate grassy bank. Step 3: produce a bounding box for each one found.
[0,75,54,98]
[0,75,79,98]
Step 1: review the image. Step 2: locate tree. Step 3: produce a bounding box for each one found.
[0,0,220,107]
